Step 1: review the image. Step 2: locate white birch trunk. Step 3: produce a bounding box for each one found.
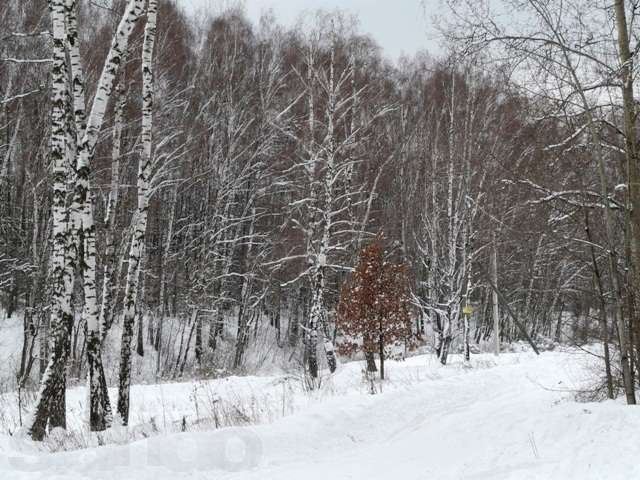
[99,56,127,341]
[306,46,338,378]
[117,0,157,424]
[64,0,113,432]
[27,0,73,441]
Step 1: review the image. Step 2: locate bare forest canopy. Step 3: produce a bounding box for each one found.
[0,0,639,440]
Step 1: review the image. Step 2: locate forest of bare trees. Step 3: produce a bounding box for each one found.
[1,0,639,442]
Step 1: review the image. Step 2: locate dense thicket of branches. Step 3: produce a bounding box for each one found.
[1,0,638,438]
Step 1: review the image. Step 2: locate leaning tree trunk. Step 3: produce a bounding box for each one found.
[64,0,115,432]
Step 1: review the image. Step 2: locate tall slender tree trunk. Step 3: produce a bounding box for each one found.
[117,0,157,425]
[135,250,147,357]
[614,0,639,405]
[195,311,203,367]
[64,0,115,431]
[99,55,127,342]
[233,205,257,370]
[585,209,614,399]
[155,189,176,376]
[491,233,500,355]
[308,48,340,377]
[379,334,385,380]
[27,0,73,440]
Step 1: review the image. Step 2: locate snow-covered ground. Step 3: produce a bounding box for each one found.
[0,349,637,480]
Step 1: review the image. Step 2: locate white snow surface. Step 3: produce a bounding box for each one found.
[1,349,638,479]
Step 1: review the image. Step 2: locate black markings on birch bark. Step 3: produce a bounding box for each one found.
[117,0,157,425]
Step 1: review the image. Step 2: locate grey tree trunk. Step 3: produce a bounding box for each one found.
[491,234,500,356]
[613,0,638,405]
[378,335,385,380]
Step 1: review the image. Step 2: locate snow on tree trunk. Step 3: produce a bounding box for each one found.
[305,46,340,378]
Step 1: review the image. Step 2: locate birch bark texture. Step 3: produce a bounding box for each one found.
[28,0,146,439]
[71,0,145,432]
[26,0,73,441]
[64,0,111,432]
[117,0,157,425]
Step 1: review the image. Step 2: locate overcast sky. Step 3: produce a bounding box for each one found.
[182,0,442,61]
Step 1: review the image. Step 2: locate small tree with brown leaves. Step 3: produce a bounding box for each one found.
[337,240,413,379]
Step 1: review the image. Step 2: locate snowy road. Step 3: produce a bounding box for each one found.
[2,351,638,479]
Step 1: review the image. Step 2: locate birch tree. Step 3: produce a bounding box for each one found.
[276,17,392,380]
[27,0,145,439]
[117,0,157,425]
[26,0,72,441]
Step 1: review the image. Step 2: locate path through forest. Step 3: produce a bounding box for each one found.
[1,350,637,479]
